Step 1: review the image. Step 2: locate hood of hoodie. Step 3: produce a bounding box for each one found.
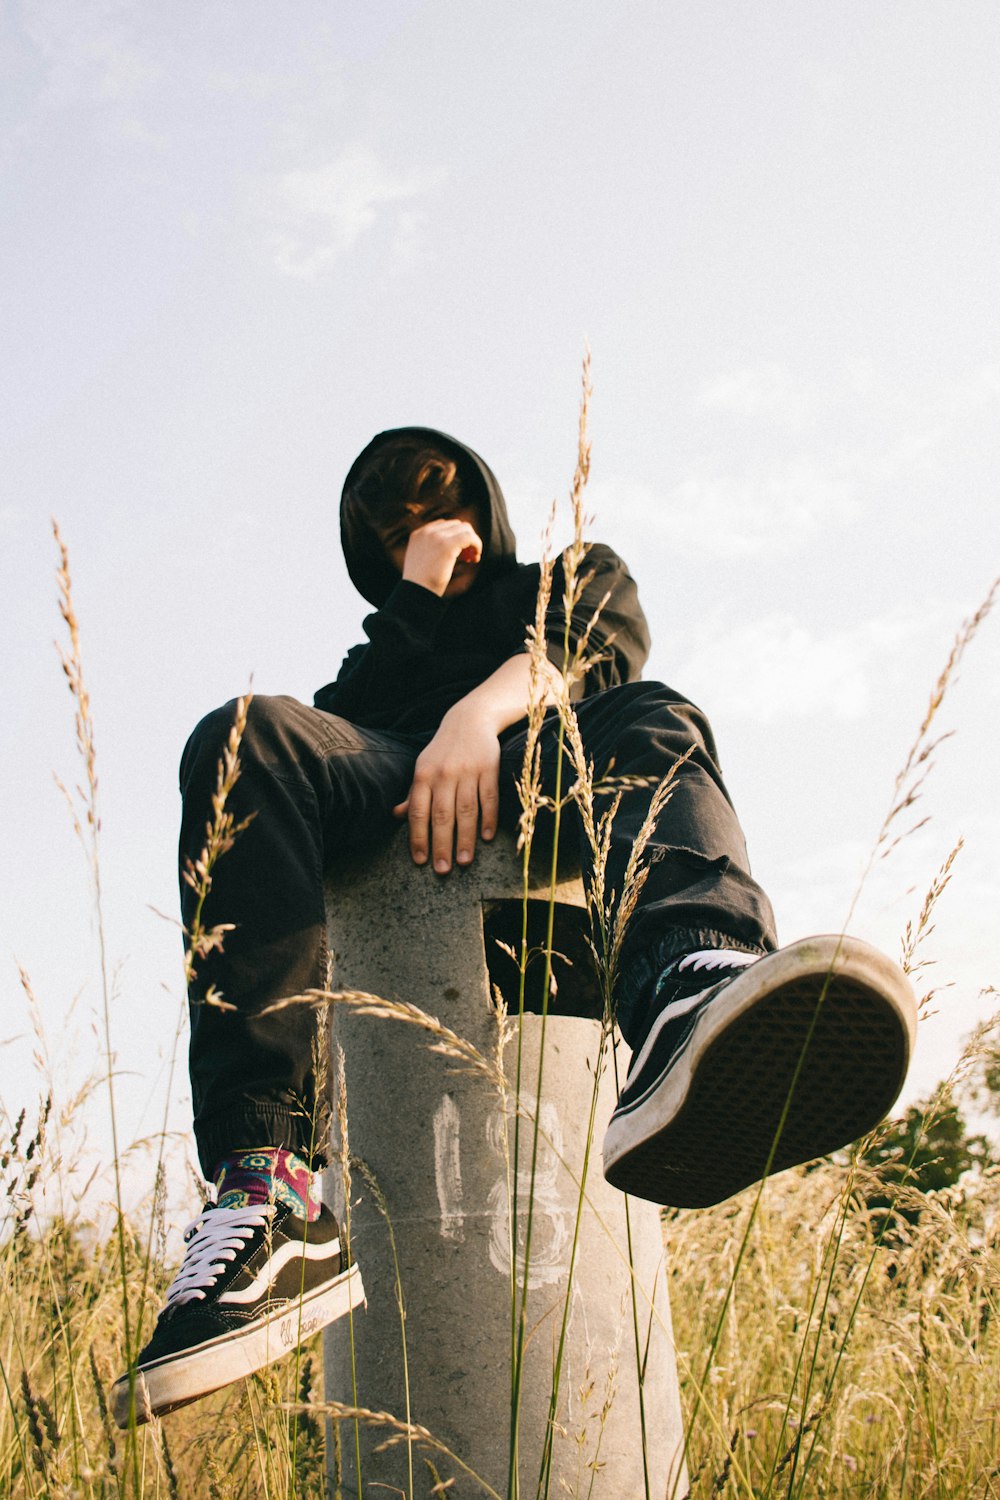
[340,426,519,606]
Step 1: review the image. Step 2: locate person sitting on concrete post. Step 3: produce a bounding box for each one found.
[112,427,916,1427]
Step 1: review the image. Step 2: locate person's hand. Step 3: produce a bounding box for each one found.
[393,703,499,871]
[402,518,482,597]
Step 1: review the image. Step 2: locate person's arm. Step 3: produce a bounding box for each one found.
[315,516,485,719]
[391,516,561,871]
[545,544,650,698]
[313,582,447,719]
[394,652,559,872]
[394,533,648,871]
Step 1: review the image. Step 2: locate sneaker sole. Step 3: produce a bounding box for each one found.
[603,935,916,1208]
[111,1262,365,1427]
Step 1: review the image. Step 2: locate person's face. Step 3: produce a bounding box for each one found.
[378,499,484,597]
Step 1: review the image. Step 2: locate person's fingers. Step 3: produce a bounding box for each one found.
[430,777,456,873]
[454,524,481,562]
[403,520,481,591]
[406,779,432,865]
[454,774,480,865]
[478,769,499,842]
[392,798,409,817]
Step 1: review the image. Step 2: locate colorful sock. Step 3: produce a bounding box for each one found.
[213,1147,321,1221]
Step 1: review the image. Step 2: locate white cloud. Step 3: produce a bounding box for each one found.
[22,0,159,112]
[849,358,1000,422]
[590,457,857,558]
[699,361,815,427]
[675,611,923,724]
[390,208,431,274]
[943,363,1000,419]
[203,65,290,103]
[265,148,444,280]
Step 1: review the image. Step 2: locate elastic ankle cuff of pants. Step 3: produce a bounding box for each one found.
[614,927,767,1048]
[194,1102,329,1182]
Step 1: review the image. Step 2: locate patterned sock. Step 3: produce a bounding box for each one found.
[213,1147,321,1221]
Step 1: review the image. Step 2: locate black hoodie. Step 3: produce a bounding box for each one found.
[313,427,651,734]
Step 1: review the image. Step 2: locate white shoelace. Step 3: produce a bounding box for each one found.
[165,1204,274,1310]
[652,950,760,1028]
[677,948,759,975]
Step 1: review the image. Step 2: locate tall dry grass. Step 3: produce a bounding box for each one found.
[3,400,999,1497]
[668,1146,1000,1497]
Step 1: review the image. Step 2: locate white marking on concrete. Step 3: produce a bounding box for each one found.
[433,1094,466,1243]
[487,1093,570,1288]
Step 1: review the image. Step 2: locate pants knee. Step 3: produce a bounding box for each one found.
[179,694,297,788]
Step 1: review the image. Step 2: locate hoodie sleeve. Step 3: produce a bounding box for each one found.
[313,579,448,717]
[544,544,650,696]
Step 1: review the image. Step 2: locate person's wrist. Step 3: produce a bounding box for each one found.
[444,695,505,739]
[402,562,448,597]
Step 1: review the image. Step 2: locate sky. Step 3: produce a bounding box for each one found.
[3,1,999,1221]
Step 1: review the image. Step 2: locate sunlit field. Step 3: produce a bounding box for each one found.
[5,394,998,1497]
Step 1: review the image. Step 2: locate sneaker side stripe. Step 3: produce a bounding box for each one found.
[218,1237,342,1305]
[623,988,715,1087]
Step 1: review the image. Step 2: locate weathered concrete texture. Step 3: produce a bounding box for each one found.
[323,829,688,1499]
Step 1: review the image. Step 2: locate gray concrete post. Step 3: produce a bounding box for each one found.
[323,829,688,1499]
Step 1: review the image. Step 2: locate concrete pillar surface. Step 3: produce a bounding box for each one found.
[323,829,688,1500]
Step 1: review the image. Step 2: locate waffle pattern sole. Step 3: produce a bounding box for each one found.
[112,1262,365,1426]
[603,935,916,1208]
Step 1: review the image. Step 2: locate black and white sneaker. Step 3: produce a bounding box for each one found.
[603,935,916,1209]
[111,1201,364,1427]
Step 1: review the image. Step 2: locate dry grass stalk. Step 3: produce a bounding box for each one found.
[860,1003,1000,1190]
[334,1043,353,1226]
[517,503,559,857]
[877,572,998,862]
[2,1092,51,1237]
[181,692,256,1003]
[331,1043,365,1487]
[52,520,98,846]
[604,749,695,998]
[666,1083,1000,1497]
[505,359,602,1500]
[280,1399,504,1499]
[50,527,141,1483]
[262,986,507,1089]
[899,836,965,1020]
[348,1155,416,1496]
